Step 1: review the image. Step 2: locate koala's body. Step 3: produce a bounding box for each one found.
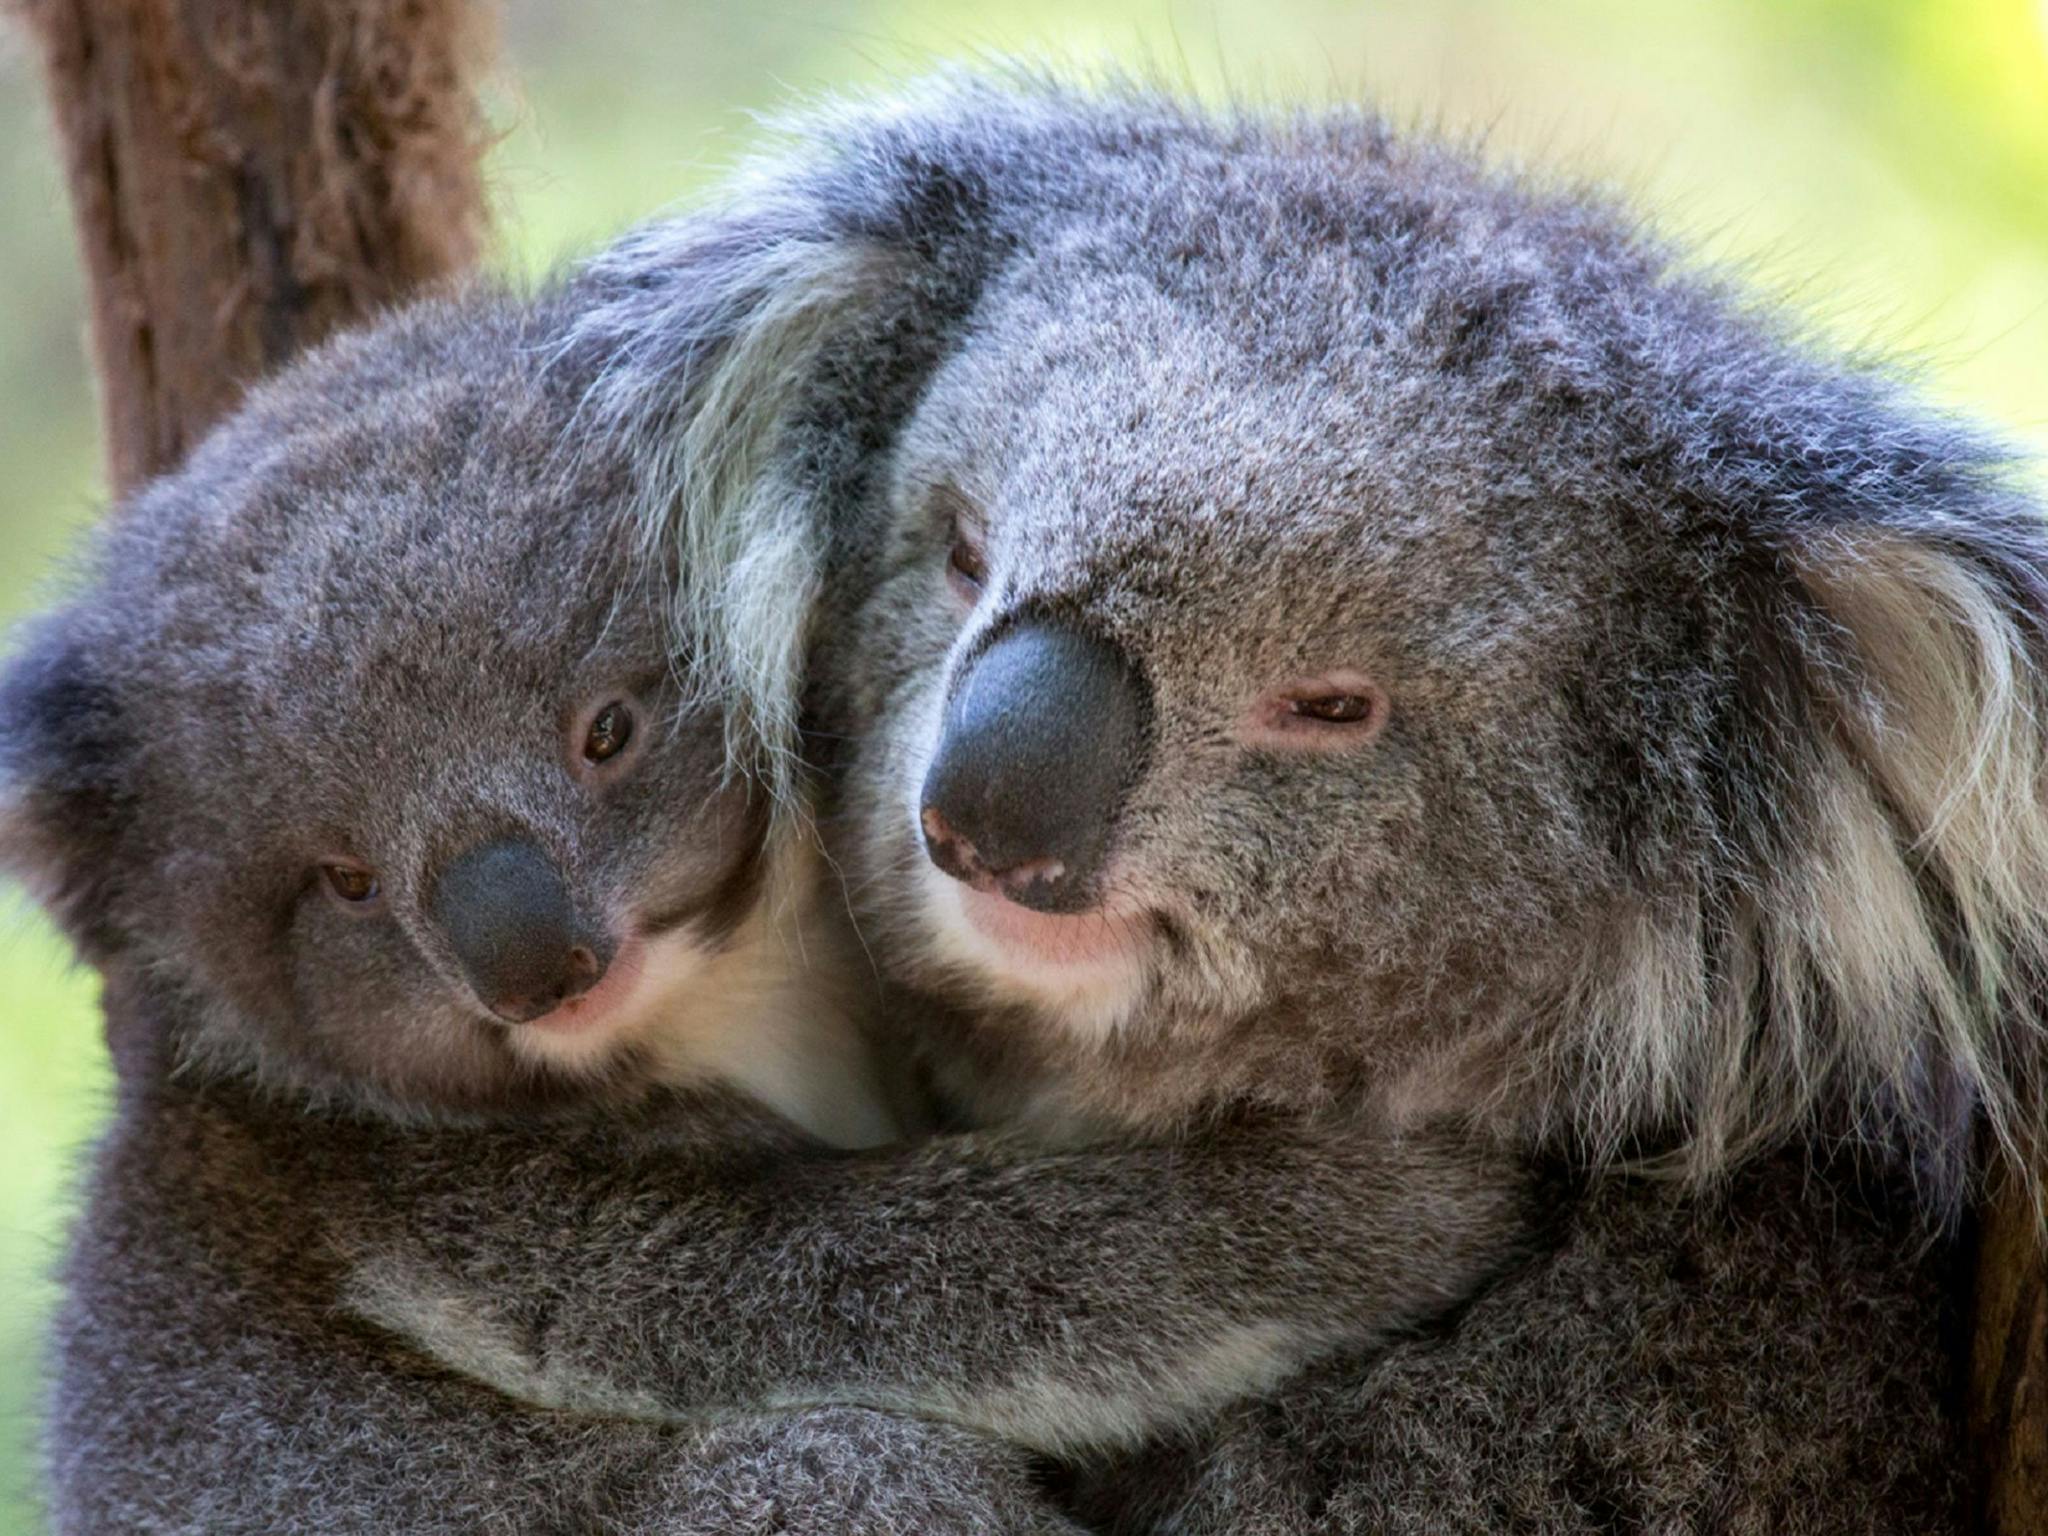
[456,75,2037,1530]
[5,265,1547,1533]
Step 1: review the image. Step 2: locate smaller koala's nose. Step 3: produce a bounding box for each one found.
[430,838,608,1023]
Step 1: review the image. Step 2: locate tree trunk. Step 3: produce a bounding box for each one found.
[18,0,495,496]
[1970,1164,2048,1533]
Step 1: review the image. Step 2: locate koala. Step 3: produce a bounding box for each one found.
[2,266,1555,1532]
[397,74,2036,1531]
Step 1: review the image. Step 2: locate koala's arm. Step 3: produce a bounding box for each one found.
[332,1102,1557,1456]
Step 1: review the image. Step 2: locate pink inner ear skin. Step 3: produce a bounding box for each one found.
[1235,671,1391,751]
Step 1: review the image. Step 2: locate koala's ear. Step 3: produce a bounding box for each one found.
[559,93,1007,801]
[0,607,134,959]
[572,217,899,785]
[1713,386,2048,1205]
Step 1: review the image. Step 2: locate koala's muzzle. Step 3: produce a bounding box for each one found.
[920,621,1148,915]
[431,838,608,1023]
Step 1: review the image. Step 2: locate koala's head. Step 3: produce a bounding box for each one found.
[591,74,2048,1192]
[0,293,768,1113]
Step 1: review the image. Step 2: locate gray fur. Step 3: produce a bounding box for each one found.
[1061,1152,1965,1534]
[570,73,2036,1529]
[3,261,1552,1531]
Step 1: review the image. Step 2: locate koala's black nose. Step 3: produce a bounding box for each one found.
[430,838,608,1023]
[920,621,1148,915]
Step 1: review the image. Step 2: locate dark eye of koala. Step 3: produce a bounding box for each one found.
[947,533,988,598]
[931,485,989,603]
[322,861,382,907]
[582,702,635,765]
[1237,675,1391,750]
[1291,694,1376,724]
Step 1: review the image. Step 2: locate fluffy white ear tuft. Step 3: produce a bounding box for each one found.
[642,240,891,814]
[554,216,901,815]
[1568,524,2048,1212]
[1786,535,2048,1183]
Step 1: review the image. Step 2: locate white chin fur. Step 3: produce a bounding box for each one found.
[500,930,723,1082]
[910,855,1151,1042]
[505,848,900,1150]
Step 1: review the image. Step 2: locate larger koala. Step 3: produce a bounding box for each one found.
[408,75,2040,1530]
[1,282,1551,1532]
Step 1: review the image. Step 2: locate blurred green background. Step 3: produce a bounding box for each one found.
[0,0,2043,1525]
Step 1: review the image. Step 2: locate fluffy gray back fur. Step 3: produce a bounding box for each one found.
[589,70,2048,1209]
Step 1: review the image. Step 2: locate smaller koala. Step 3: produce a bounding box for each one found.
[4,280,1555,1534]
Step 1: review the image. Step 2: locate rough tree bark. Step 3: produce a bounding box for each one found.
[1970,1164,2047,1533]
[19,0,494,495]
[14,4,2045,1531]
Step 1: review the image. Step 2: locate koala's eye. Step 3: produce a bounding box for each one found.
[582,701,634,765]
[322,861,382,907]
[931,486,989,604]
[947,534,988,599]
[570,694,646,783]
[1237,674,1390,751]
[1290,694,1376,724]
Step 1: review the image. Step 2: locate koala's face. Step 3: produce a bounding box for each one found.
[843,272,1646,1077]
[1,298,764,1112]
[768,105,1814,1114]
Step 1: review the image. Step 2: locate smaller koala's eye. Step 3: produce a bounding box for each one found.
[1290,694,1376,725]
[947,535,988,598]
[582,701,634,765]
[322,862,381,906]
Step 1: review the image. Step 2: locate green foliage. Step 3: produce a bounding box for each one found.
[0,1,2040,1526]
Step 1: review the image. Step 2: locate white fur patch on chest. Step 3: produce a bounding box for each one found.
[637,928,897,1149]
[632,852,898,1150]
[498,841,898,1148]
